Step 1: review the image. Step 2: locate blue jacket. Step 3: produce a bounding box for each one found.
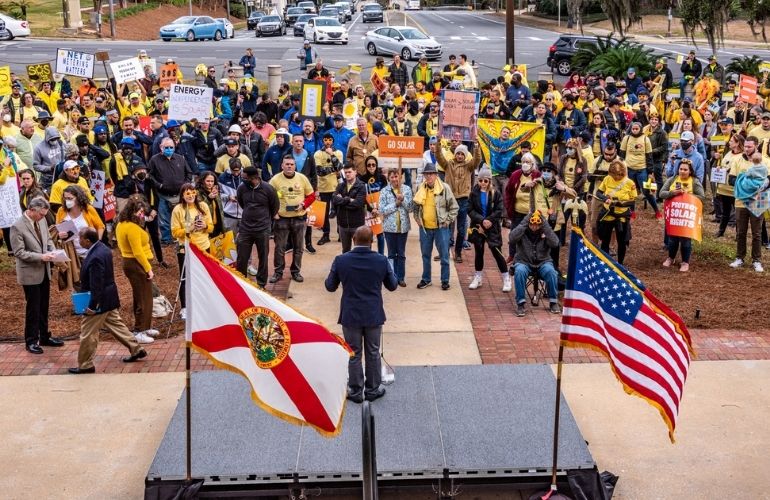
[506,83,531,106]
[80,241,121,313]
[261,143,291,181]
[324,246,398,327]
[665,147,705,183]
[326,126,355,159]
[239,54,256,75]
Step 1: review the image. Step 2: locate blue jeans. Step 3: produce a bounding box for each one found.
[376,233,385,254]
[419,226,450,283]
[384,232,408,281]
[454,197,469,255]
[514,262,558,305]
[197,161,214,174]
[158,194,178,243]
[627,168,658,213]
[668,236,692,263]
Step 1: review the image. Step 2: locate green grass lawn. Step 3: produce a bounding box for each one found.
[14,0,92,37]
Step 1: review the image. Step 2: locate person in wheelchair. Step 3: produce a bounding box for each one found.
[509,210,561,317]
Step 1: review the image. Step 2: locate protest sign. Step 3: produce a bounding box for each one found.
[168,84,213,122]
[55,49,95,78]
[0,177,21,228]
[439,89,480,141]
[89,169,106,209]
[342,99,358,130]
[710,167,728,185]
[0,66,11,95]
[377,136,424,158]
[103,191,117,221]
[370,71,387,95]
[306,200,326,229]
[739,74,759,105]
[159,63,179,89]
[139,58,157,75]
[137,116,152,136]
[27,63,53,82]
[664,193,703,242]
[476,119,546,161]
[110,57,144,84]
[300,79,327,124]
[364,191,383,235]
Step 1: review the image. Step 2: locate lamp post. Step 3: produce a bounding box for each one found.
[506,0,514,65]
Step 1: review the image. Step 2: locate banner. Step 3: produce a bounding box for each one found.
[168,84,213,122]
[439,89,480,141]
[159,63,179,89]
[342,98,358,130]
[364,191,383,235]
[377,136,424,158]
[305,200,326,229]
[739,74,759,104]
[0,66,10,95]
[476,118,546,163]
[110,57,144,84]
[300,79,326,124]
[89,169,106,209]
[210,230,237,265]
[370,71,387,95]
[55,49,95,78]
[27,63,53,82]
[0,177,21,228]
[663,193,703,242]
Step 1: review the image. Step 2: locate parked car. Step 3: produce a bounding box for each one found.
[319,5,345,24]
[0,13,30,39]
[217,17,234,38]
[304,16,348,45]
[285,6,305,26]
[0,18,9,40]
[335,1,353,20]
[247,11,265,30]
[297,1,317,14]
[256,15,286,37]
[293,14,316,37]
[547,34,618,76]
[160,16,226,42]
[361,3,383,23]
[365,25,441,61]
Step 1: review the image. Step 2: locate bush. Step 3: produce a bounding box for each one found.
[725,55,762,79]
[569,33,665,78]
[230,4,247,19]
[115,2,158,20]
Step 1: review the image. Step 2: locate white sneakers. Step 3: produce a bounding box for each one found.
[145,328,160,337]
[468,273,482,290]
[134,332,155,344]
[753,261,765,273]
[180,308,187,320]
[247,265,258,276]
[729,258,744,268]
[502,273,512,293]
[729,258,763,272]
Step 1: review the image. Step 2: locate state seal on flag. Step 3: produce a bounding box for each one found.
[239,307,291,369]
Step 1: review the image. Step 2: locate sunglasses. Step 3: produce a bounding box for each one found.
[478,179,490,183]
[366,163,377,167]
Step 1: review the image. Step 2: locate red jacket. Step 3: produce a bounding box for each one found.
[504,169,542,219]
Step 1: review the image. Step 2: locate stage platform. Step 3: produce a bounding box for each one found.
[145,365,599,498]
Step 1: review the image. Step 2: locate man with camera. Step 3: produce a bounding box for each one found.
[665,130,705,183]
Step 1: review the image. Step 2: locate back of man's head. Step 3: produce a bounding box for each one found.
[353,226,373,247]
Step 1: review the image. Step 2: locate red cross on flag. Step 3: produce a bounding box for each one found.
[185,243,352,436]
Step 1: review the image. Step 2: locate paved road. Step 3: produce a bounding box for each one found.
[2,10,769,84]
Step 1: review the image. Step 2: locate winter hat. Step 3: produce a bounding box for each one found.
[454,144,469,157]
[477,164,492,179]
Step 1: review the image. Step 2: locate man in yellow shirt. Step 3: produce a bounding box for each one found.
[314,133,343,245]
[215,138,252,174]
[36,81,61,114]
[269,155,313,283]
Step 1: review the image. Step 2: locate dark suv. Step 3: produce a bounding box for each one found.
[547,35,617,76]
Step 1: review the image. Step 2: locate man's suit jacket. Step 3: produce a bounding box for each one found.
[10,214,55,285]
[80,241,120,313]
[324,246,398,328]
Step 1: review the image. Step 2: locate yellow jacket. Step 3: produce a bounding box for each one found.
[116,221,154,272]
[171,202,213,251]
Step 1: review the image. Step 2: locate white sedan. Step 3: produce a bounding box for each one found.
[0,13,30,39]
[217,18,235,39]
[304,16,348,44]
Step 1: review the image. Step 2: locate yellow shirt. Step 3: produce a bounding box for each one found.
[514,174,532,214]
[215,153,251,174]
[269,172,314,218]
[728,155,753,208]
[422,187,438,229]
[670,175,693,194]
[716,150,740,197]
[562,158,578,187]
[620,134,651,170]
[171,202,213,250]
[116,221,154,272]
[314,149,343,193]
[597,175,637,219]
[51,111,69,131]
[49,177,94,206]
[0,123,19,139]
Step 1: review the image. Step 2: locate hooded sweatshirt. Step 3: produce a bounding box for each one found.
[32,126,67,190]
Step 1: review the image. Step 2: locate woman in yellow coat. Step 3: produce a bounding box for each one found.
[170,183,213,320]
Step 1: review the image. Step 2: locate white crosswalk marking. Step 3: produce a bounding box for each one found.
[450,36,461,40]
[528,36,542,41]
[478,36,489,40]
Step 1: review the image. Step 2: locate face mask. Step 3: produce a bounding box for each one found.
[542,171,553,181]
[566,148,575,156]
[680,141,692,151]
[521,163,533,174]
[2,114,10,122]
[65,199,75,209]
[135,173,147,181]
[163,147,174,158]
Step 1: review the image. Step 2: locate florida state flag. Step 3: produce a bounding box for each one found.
[185,243,352,436]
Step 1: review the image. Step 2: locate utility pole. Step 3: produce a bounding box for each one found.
[188,0,192,16]
[108,0,115,38]
[506,0,514,65]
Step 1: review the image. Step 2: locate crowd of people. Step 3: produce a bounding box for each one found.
[1,47,769,374]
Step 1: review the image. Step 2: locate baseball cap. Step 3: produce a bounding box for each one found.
[121,137,136,146]
[93,125,108,134]
[680,131,695,141]
[166,120,181,129]
[77,116,90,125]
[627,67,636,74]
[63,160,80,170]
[762,111,770,119]
[304,39,310,44]
[129,92,140,100]
[333,114,344,121]
[225,137,239,146]
[719,117,734,124]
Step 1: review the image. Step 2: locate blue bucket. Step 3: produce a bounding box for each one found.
[72,292,91,315]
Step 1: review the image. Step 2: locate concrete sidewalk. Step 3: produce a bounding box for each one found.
[2,361,768,499]
[290,225,482,366]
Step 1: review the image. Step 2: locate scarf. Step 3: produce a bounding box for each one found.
[413,180,444,206]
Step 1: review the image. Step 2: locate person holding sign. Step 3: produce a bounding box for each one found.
[660,159,705,272]
[714,133,743,237]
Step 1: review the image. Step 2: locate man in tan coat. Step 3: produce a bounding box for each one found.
[346,118,378,175]
[436,141,481,262]
[10,196,65,354]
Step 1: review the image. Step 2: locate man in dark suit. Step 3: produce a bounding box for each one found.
[68,228,147,374]
[324,226,398,403]
[10,196,64,354]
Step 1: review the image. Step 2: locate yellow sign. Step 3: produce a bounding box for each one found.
[0,66,11,95]
[27,63,53,82]
[710,134,728,146]
[477,119,546,161]
[761,61,770,73]
[676,55,684,65]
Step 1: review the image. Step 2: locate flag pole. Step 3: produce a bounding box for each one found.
[184,242,192,482]
[549,344,565,494]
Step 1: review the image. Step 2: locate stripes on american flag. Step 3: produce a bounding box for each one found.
[560,229,694,442]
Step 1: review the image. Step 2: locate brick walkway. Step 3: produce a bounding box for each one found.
[1,246,769,376]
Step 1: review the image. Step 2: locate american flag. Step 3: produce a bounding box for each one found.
[560,230,694,442]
